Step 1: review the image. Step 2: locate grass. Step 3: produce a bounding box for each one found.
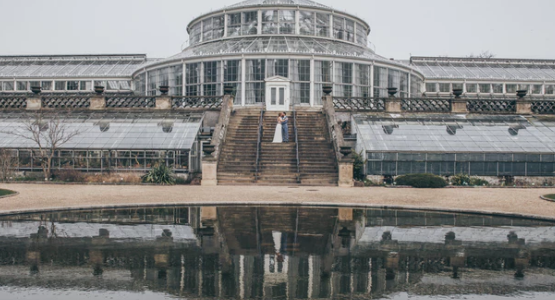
[0,189,15,197]
[543,194,555,201]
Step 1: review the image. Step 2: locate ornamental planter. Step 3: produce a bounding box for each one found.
[224,85,234,95]
[339,146,352,158]
[453,89,463,98]
[387,87,398,97]
[516,90,528,98]
[94,86,105,95]
[159,85,169,95]
[323,85,333,95]
[203,144,216,157]
[30,86,41,95]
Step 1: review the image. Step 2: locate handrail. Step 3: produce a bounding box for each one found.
[254,109,264,181]
[293,108,300,183]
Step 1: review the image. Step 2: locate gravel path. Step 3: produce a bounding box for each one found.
[0,184,554,219]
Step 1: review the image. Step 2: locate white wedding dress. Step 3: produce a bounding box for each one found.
[272,122,283,143]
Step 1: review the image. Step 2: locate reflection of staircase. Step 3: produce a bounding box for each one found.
[217,110,259,185]
[258,113,298,185]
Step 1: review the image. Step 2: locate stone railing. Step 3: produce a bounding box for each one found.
[0,96,27,109]
[334,95,555,115]
[324,95,354,188]
[333,97,385,111]
[210,95,234,160]
[172,96,223,109]
[0,93,224,111]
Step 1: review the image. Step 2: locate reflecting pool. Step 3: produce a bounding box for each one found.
[0,205,555,299]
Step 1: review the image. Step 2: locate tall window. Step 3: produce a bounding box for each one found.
[314,61,332,105]
[185,63,201,96]
[333,17,354,42]
[227,13,242,37]
[373,66,388,97]
[316,13,330,37]
[291,60,311,104]
[356,23,367,46]
[267,59,289,78]
[224,60,242,103]
[190,23,202,44]
[203,61,221,96]
[411,75,423,97]
[169,65,183,96]
[202,15,224,42]
[245,59,265,104]
[335,62,353,97]
[355,64,370,98]
[262,10,295,34]
[242,11,258,35]
[299,11,314,35]
[134,74,146,95]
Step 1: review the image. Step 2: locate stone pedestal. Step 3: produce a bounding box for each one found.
[90,96,106,110]
[156,96,172,110]
[516,99,532,115]
[201,207,217,220]
[451,98,467,114]
[26,97,41,110]
[338,208,353,221]
[384,97,402,113]
[338,159,354,188]
[201,157,218,186]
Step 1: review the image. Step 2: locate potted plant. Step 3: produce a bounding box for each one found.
[159,85,170,95]
[94,86,105,95]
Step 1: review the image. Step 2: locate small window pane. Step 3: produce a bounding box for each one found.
[3,82,14,91]
[466,83,477,93]
[426,83,437,93]
[452,83,463,90]
[479,84,491,93]
[55,81,66,91]
[532,84,542,94]
[439,83,450,93]
[41,81,52,90]
[67,81,79,91]
[16,81,28,91]
[493,84,503,93]
[506,84,517,93]
[546,85,555,95]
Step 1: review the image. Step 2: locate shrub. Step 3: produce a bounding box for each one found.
[142,163,176,185]
[451,174,489,186]
[352,151,366,181]
[395,174,447,189]
[53,169,86,182]
[84,173,142,184]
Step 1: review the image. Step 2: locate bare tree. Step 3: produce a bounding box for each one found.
[0,149,16,181]
[3,113,81,180]
[468,51,496,59]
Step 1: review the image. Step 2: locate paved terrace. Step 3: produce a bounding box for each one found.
[1,184,554,219]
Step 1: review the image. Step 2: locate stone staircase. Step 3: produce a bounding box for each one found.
[258,113,298,185]
[217,109,260,185]
[295,112,338,186]
[216,109,338,186]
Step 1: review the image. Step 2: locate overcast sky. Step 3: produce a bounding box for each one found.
[1,0,554,60]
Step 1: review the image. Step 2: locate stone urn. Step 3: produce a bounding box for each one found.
[387,87,398,97]
[453,89,463,98]
[516,89,528,98]
[339,146,352,158]
[30,86,41,95]
[159,85,169,95]
[203,144,216,157]
[323,85,333,95]
[94,86,105,95]
[224,85,234,95]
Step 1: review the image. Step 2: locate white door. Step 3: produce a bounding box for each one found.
[266,83,290,111]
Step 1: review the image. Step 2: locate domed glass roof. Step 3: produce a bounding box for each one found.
[226,0,331,10]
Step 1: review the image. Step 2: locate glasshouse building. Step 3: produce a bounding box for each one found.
[1,0,555,183]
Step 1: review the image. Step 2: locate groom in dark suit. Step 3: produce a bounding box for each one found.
[281,112,289,143]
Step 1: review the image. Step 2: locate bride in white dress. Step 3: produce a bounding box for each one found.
[272,113,283,143]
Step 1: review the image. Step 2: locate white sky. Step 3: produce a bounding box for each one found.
[1,0,554,60]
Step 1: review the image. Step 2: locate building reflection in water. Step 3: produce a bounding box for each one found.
[0,206,555,299]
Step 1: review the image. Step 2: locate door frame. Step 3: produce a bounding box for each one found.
[265,76,291,112]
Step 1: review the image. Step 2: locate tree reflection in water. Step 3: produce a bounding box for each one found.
[0,205,554,299]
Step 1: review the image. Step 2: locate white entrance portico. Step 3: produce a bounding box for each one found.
[265,76,291,111]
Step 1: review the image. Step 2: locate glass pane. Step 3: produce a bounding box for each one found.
[271,88,276,105]
[279,87,285,105]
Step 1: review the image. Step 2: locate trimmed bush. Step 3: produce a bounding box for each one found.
[352,151,366,181]
[54,169,86,182]
[0,189,15,197]
[395,174,447,189]
[451,174,489,186]
[142,163,176,185]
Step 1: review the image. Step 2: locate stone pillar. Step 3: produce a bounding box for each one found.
[156,95,172,110]
[90,96,106,110]
[201,157,218,186]
[338,159,354,188]
[451,98,467,114]
[384,96,402,113]
[201,207,217,221]
[26,97,41,110]
[338,208,353,221]
[516,98,532,115]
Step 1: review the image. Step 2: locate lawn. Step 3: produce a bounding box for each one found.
[0,189,15,197]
